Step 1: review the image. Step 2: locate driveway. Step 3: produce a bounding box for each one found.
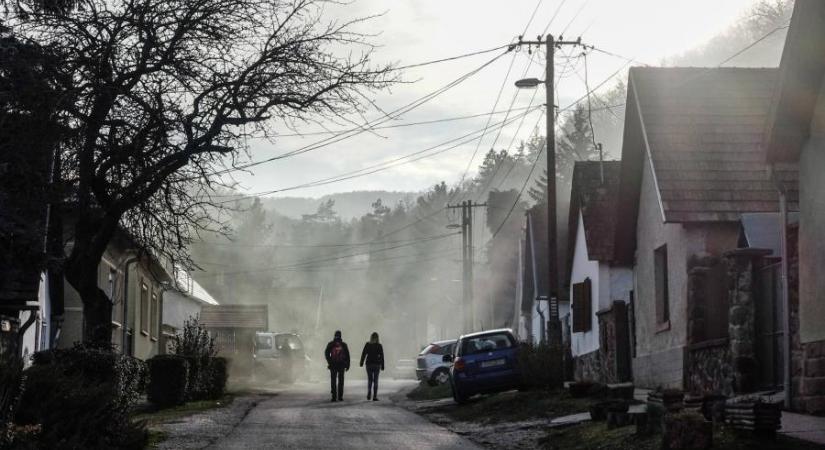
[156,379,481,450]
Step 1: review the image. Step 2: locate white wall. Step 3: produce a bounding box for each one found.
[570,211,601,357]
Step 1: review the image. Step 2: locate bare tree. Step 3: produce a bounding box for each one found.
[8,0,395,344]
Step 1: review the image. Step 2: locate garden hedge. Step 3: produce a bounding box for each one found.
[147,354,190,407]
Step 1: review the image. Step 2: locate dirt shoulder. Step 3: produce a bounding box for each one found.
[394,383,594,449]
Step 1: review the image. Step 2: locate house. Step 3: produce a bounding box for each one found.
[614,66,799,390]
[199,304,268,375]
[567,161,633,384]
[763,0,825,413]
[162,267,220,352]
[517,203,551,344]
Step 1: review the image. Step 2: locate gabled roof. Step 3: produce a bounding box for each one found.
[173,267,219,306]
[765,0,825,162]
[567,161,622,272]
[614,66,799,263]
[199,305,268,329]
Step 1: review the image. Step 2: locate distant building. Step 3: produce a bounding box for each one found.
[566,161,632,384]
[199,304,268,375]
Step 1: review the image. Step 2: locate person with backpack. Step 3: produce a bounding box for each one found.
[359,332,385,401]
[324,330,350,402]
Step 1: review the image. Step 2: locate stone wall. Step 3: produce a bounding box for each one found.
[789,224,825,413]
[686,343,733,396]
[573,301,630,384]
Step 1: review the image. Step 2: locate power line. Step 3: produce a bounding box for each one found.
[393,44,512,70]
[211,106,541,201]
[198,50,511,179]
[271,104,538,138]
[196,231,459,278]
[451,49,520,203]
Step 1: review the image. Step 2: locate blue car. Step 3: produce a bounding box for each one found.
[446,329,521,403]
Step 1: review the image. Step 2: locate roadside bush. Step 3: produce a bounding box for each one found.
[172,316,217,401]
[16,344,147,449]
[147,354,190,407]
[206,357,229,399]
[517,342,556,389]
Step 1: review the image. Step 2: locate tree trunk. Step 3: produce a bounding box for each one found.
[64,215,118,347]
[65,260,113,346]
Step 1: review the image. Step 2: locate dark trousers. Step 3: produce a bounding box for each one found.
[366,365,380,397]
[330,368,345,400]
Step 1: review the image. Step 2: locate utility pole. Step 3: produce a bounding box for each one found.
[514,34,585,386]
[448,200,486,333]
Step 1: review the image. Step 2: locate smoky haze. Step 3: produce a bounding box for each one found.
[189,0,792,382]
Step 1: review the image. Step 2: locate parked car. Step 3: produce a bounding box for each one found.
[416,339,456,385]
[392,358,417,380]
[445,329,520,403]
[253,332,309,384]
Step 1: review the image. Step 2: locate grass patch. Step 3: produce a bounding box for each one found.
[133,394,234,427]
[446,389,595,424]
[543,421,825,450]
[145,430,168,449]
[407,381,453,401]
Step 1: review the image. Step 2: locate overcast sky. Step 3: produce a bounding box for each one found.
[228,0,768,199]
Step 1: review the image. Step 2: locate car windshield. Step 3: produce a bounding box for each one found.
[286,335,302,350]
[419,344,441,356]
[256,335,272,350]
[460,332,515,356]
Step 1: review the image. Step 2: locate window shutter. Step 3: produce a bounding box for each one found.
[582,278,592,332]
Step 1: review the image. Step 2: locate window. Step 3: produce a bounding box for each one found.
[655,245,670,325]
[460,332,515,356]
[150,291,159,340]
[107,268,116,300]
[140,282,149,335]
[572,278,592,332]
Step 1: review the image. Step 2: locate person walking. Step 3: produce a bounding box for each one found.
[324,330,350,402]
[359,332,385,401]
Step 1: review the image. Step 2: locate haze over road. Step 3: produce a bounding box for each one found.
[161,380,480,450]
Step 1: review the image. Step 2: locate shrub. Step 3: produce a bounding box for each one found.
[172,316,216,401]
[205,357,229,400]
[16,344,147,449]
[147,355,190,407]
[517,342,557,390]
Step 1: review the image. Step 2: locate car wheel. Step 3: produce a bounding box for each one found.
[430,368,450,386]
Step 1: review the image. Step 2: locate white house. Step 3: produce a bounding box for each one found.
[162,266,220,349]
[567,161,633,384]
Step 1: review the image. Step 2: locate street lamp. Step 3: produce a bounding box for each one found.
[514,78,543,89]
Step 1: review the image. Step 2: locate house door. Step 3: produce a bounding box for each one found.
[755,261,784,389]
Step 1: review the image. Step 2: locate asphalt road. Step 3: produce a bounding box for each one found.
[205,379,481,450]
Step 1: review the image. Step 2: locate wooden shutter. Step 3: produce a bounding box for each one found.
[582,278,592,332]
[572,278,593,333]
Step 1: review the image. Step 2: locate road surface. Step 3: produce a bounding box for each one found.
[159,379,481,450]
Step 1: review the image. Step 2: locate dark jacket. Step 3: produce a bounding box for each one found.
[325,338,350,370]
[359,342,384,370]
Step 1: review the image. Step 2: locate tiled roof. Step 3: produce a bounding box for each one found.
[568,161,622,265]
[199,304,268,329]
[632,67,799,222]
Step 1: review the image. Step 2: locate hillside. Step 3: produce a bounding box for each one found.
[259,190,416,220]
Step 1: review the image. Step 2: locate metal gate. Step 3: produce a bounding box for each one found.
[755,262,784,389]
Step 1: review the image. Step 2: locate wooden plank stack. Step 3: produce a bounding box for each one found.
[724,400,782,435]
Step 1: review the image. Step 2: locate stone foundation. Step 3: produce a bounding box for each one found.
[574,301,631,384]
[686,342,733,396]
